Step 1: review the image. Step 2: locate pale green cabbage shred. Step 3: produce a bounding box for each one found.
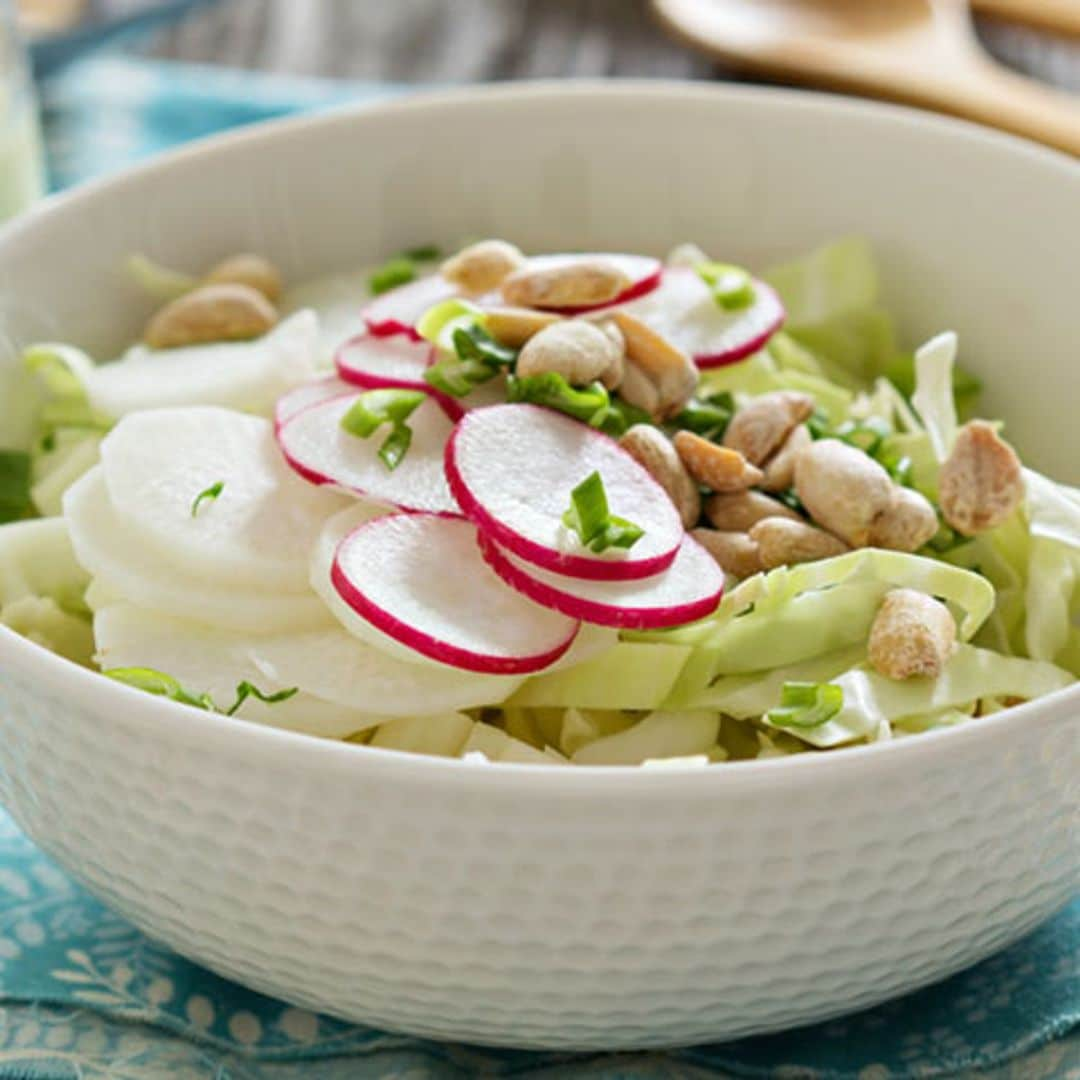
[3,238,1075,765]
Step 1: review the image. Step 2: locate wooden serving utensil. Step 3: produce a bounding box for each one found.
[651,0,1080,156]
[972,0,1080,38]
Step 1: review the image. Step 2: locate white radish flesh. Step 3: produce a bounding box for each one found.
[616,267,784,367]
[99,406,349,592]
[479,532,724,629]
[274,373,353,430]
[281,268,372,361]
[65,469,331,634]
[507,253,662,313]
[362,274,459,339]
[335,331,434,391]
[446,404,683,580]
[331,512,580,674]
[94,604,384,739]
[277,392,459,514]
[88,310,320,417]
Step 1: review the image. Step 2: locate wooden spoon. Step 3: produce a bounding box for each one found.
[972,0,1080,38]
[651,0,1080,156]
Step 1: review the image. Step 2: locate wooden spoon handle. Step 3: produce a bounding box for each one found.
[972,0,1080,37]
[923,60,1080,156]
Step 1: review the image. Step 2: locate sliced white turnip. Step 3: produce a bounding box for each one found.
[277,391,459,515]
[86,310,320,417]
[281,268,372,360]
[506,253,662,314]
[274,373,353,430]
[362,273,459,339]
[616,267,784,367]
[335,331,435,391]
[99,406,349,593]
[331,512,580,674]
[479,532,724,629]
[446,404,683,581]
[65,469,332,633]
[94,604,386,739]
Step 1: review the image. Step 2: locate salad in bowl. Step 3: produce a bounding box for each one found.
[3,236,1076,767]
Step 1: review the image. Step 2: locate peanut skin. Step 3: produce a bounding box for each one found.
[144,283,278,349]
[724,391,815,466]
[674,431,763,493]
[691,528,762,580]
[204,254,283,303]
[869,486,939,553]
[938,420,1025,536]
[610,310,698,420]
[761,424,811,492]
[749,517,848,569]
[620,425,701,528]
[442,240,526,295]
[516,320,623,386]
[794,439,895,547]
[868,588,957,680]
[501,258,630,309]
[704,490,802,531]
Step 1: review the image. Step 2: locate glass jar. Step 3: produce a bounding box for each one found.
[0,0,45,223]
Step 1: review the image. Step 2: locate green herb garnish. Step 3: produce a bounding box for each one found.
[765,682,843,730]
[105,667,298,717]
[402,244,441,262]
[191,480,225,517]
[368,257,417,296]
[674,391,735,441]
[340,388,427,471]
[424,324,517,399]
[695,262,756,311]
[0,450,32,525]
[561,470,644,554]
[507,372,609,424]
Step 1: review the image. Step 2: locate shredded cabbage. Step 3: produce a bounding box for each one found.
[911,331,958,461]
[571,710,720,765]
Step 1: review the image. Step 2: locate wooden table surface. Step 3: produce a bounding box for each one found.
[146,0,1080,93]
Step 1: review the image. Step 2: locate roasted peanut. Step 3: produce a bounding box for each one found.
[203,253,283,303]
[595,321,626,390]
[794,439,895,547]
[516,320,623,386]
[620,425,701,528]
[501,258,630,309]
[441,239,526,295]
[723,391,815,466]
[674,431,763,493]
[617,362,661,416]
[485,306,561,348]
[938,420,1025,536]
[868,486,939,553]
[704,490,801,531]
[691,528,762,580]
[144,284,278,349]
[749,517,848,569]
[611,310,699,419]
[761,423,811,492]
[665,242,710,268]
[868,588,957,680]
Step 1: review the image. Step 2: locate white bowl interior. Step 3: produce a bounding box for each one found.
[0,82,1077,483]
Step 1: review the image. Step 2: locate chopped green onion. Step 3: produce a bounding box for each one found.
[925,519,972,555]
[402,244,441,262]
[104,668,216,711]
[507,372,611,426]
[452,324,517,369]
[416,298,485,351]
[368,257,416,296]
[0,450,32,525]
[765,681,843,730]
[834,416,892,456]
[806,408,832,440]
[190,480,225,517]
[774,488,806,516]
[422,322,516,399]
[225,681,299,717]
[340,388,426,471]
[561,470,644,554]
[695,262,756,311]
[674,391,735,440]
[105,667,298,717]
[424,357,497,398]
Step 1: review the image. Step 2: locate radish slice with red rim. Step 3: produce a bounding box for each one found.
[616,266,784,368]
[361,274,459,339]
[446,404,684,581]
[334,331,435,391]
[277,392,459,514]
[479,531,724,629]
[274,374,354,431]
[504,253,662,314]
[331,512,580,674]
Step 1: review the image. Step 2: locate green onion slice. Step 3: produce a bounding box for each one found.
[695,262,756,311]
[765,681,844,729]
[190,480,225,517]
[561,470,645,554]
[340,388,427,471]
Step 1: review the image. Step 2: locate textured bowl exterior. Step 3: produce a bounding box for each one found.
[0,84,1077,1049]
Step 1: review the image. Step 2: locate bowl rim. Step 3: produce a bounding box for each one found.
[1,79,1076,788]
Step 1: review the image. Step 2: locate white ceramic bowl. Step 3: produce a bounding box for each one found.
[0,83,1077,1051]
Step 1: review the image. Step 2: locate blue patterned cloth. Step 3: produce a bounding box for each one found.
[3,53,1075,1079]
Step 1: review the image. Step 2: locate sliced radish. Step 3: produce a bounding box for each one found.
[66,469,332,634]
[100,407,350,593]
[335,331,435,391]
[362,274,459,339]
[446,404,683,581]
[274,373,354,431]
[94,604,381,738]
[616,267,784,367]
[277,392,459,515]
[479,532,724,629]
[331,512,580,674]
[507,253,662,314]
[88,310,320,418]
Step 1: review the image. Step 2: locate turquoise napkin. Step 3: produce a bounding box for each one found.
[5,54,1075,1079]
